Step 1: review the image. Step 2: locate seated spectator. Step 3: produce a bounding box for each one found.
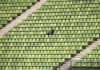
[46,27,54,35]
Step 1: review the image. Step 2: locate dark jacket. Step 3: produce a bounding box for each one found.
[49,29,54,34]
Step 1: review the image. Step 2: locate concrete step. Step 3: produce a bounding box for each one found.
[57,38,100,70]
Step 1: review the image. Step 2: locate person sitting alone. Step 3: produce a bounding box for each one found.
[46,27,54,35]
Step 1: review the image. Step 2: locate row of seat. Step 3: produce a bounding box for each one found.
[0,50,76,54]
[39,8,99,11]
[72,62,100,67]
[32,11,99,16]
[26,16,98,20]
[0,10,23,14]
[10,27,100,31]
[0,38,94,42]
[0,0,37,3]
[0,58,65,62]
[0,17,12,21]
[0,3,33,7]
[34,8,100,12]
[19,22,100,26]
[0,62,59,66]
[42,4,99,8]
[47,0,99,2]
[0,46,82,50]
[0,54,71,58]
[0,42,88,46]
[14,19,99,23]
[0,7,28,11]
[0,66,53,70]
[6,30,100,35]
[3,34,99,38]
[0,14,18,17]
[45,1,99,5]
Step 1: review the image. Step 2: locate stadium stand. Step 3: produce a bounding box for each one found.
[0,0,39,29]
[0,0,100,70]
[70,43,100,70]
